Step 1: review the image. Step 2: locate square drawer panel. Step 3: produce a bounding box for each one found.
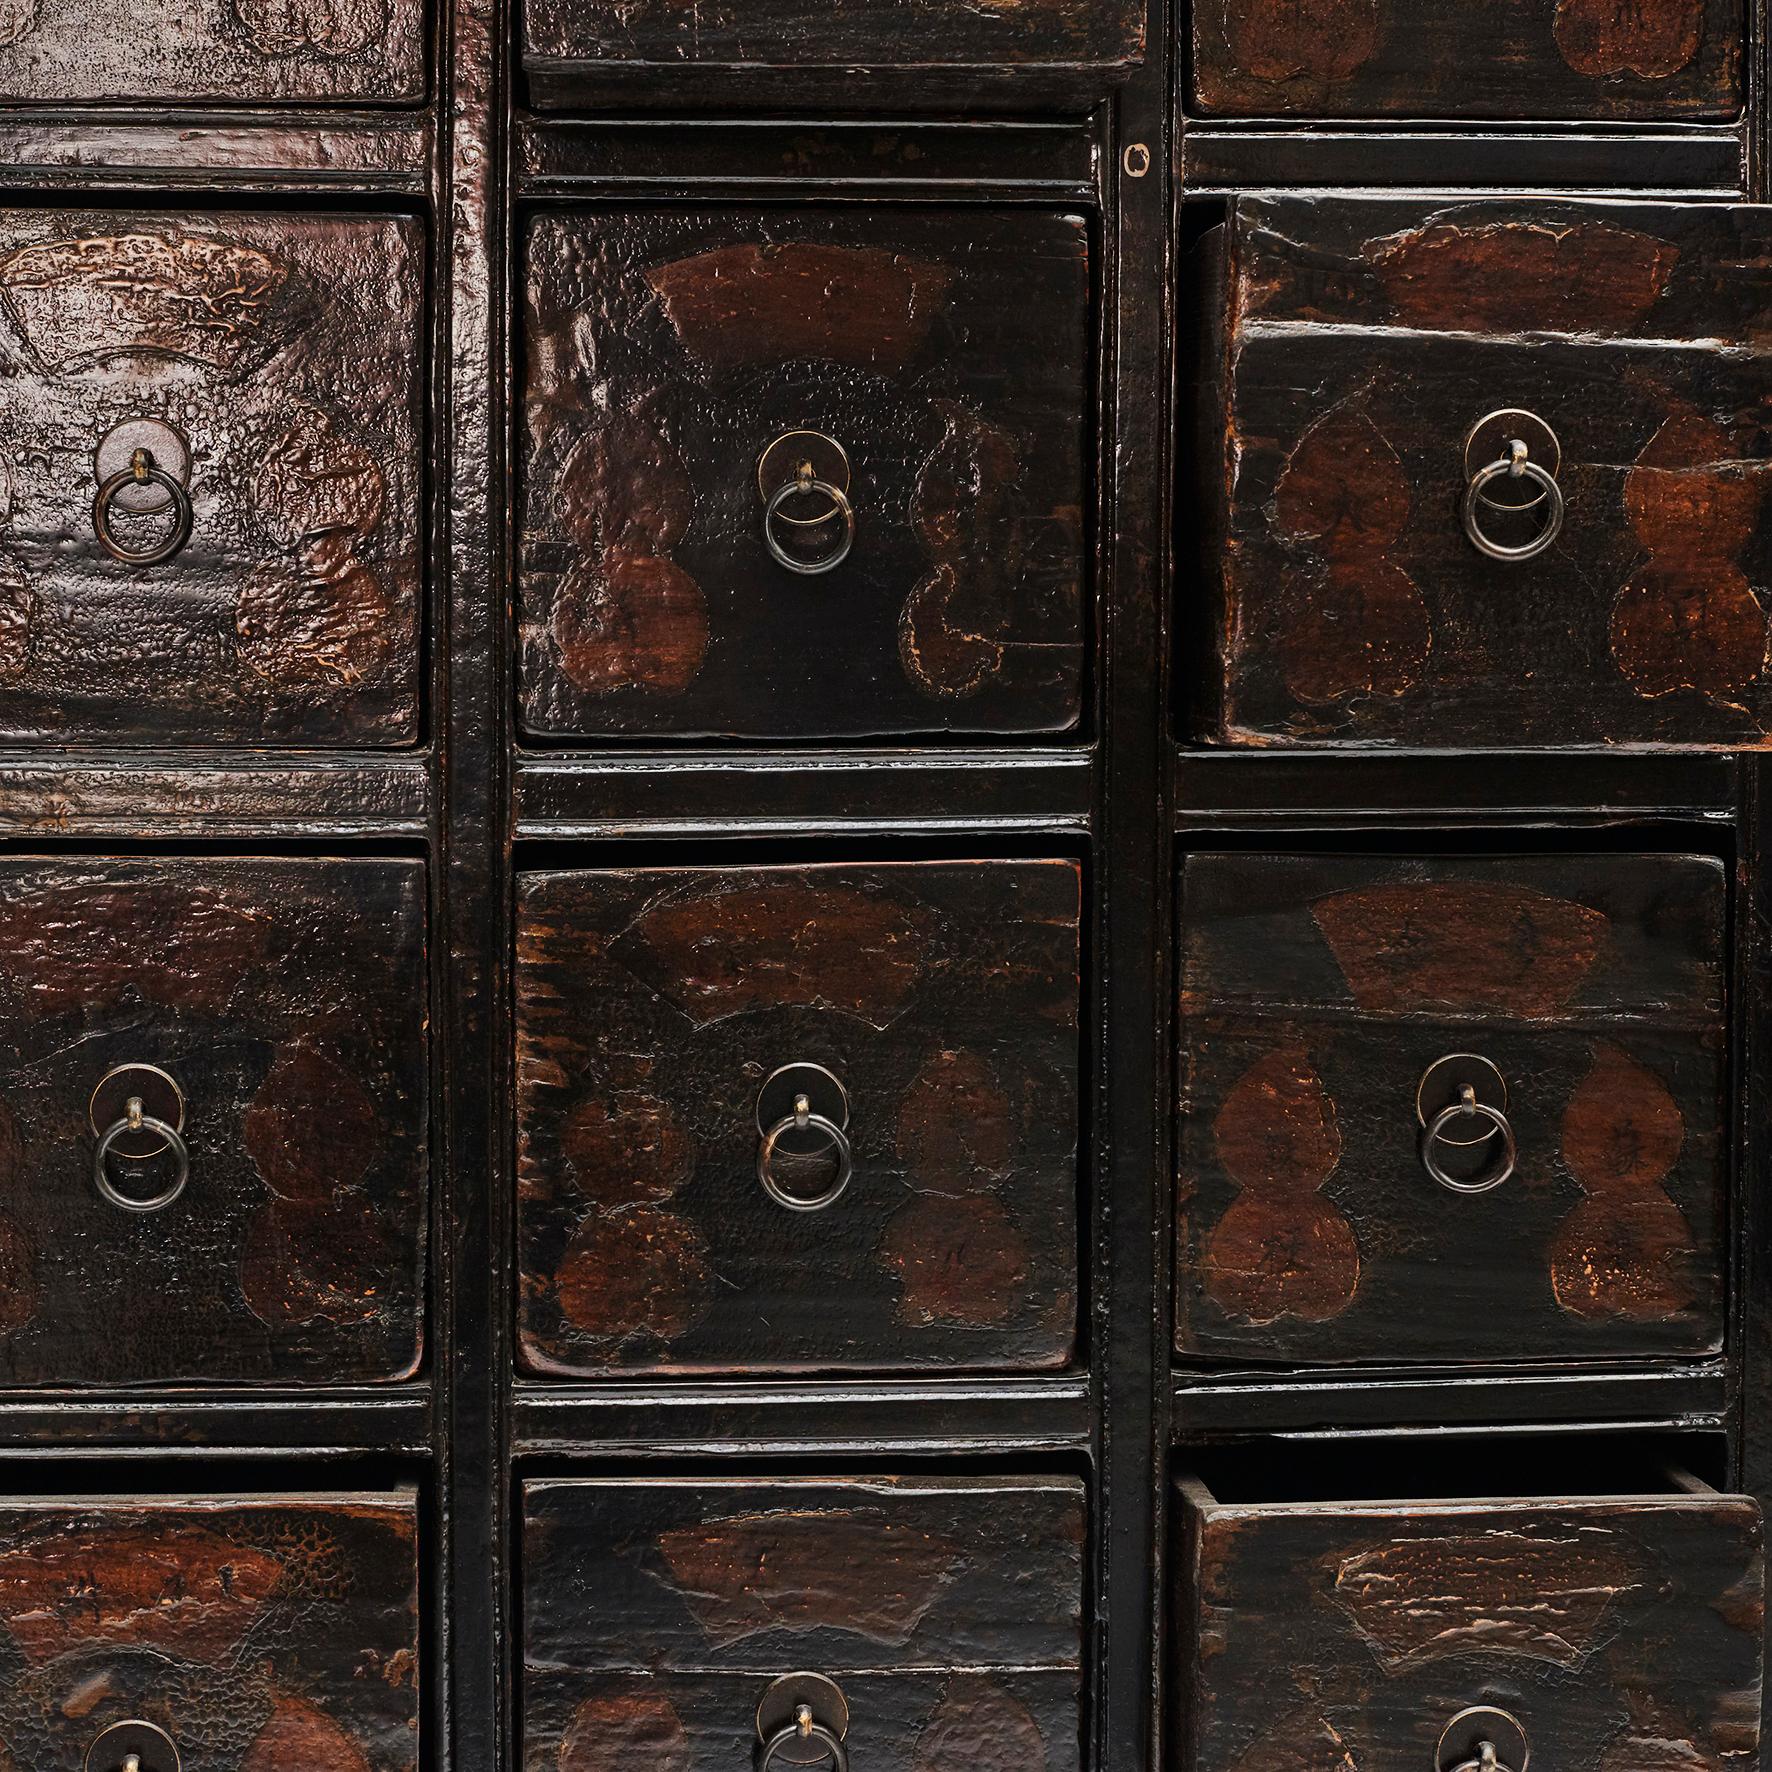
[0,211,424,747]
[523,1475,1084,1771]
[515,860,1080,1375]
[0,857,428,1387]
[0,1490,419,1771]
[1190,198,1772,749]
[1175,852,1727,1366]
[0,0,421,102]
[518,208,1090,742]
[1176,1451,1763,1772]
[1191,0,1742,119]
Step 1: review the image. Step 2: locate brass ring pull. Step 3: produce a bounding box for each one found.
[93,447,193,567]
[1453,1746,1515,1772]
[757,1091,854,1213]
[1462,438,1564,562]
[759,1705,849,1772]
[1419,1083,1517,1195]
[93,1095,190,1213]
[763,463,855,576]
[86,1719,180,1772]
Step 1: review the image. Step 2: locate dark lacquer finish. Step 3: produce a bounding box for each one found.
[523,1475,1085,1771]
[0,211,424,747]
[1176,852,1728,1366]
[0,857,428,1387]
[514,860,1081,1375]
[519,208,1090,741]
[0,0,422,103]
[0,1491,419,1771]
[1191,0,1743,118]
[1189,197,1772,749]
[1177,1460,1764,1772]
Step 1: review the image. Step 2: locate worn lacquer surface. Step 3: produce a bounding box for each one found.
[520,209,1089,740]
[1176,853,1728,1364]
[1194,198,1772,748]
[523,1476,1084,1772]
[515,861,1080,1374]
[0,857,428,1386]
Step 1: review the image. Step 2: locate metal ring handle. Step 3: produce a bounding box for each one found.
[1419,1085,1517,1195]
[757,1098,854,1213]
[759,1716,849,1772]
[93,448,193,567]
[1453,1747,1514,1772]
[1462,449,1564,562]
[764,472,855,576]
[93,1097,190,1213]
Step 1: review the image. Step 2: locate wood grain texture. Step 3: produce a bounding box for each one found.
[515,861,1080,1375]
[0,1492,418,1771]
[0,211,423,746]
[1178,1474,1763,1772]
[1191,0,1742,117]
[520,209,1089,740]
[0,857,427,1386]
[0,0,422,101]
[1192,198,1772,749]
[1176,853,1728,1364]
[523,1476,1083,1772]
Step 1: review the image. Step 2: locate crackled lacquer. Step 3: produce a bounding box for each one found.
[0,1493,418,1771]
[515,862,1080,1374]
[1192,0,1741,117]
[1191,198,1772,747]
[523,1476,1084,1772]
[1178,1474,1763,1772]
[0,857,427,1386]
[0,0,421,101]
[519,209,1088,740]
[1176,853,1728,1364]
[0,212,423,745]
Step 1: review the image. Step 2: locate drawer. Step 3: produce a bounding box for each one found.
[1177,1451,1763,1772]
[0,857,428,1386]
[1176,852,1727,1366]
[0,1490,418,1771]
[515,860,1080,1375]
[522,3,1142,100]
[0,211,423,747]
[1192,0,1742,118]
[1190,197,1772,749]
[523,1475,1083,1771]
[518,208,1089,742]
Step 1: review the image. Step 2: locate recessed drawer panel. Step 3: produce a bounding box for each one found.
[1177,1454,1763,1772]
[1176,852,1727,1366]
[523,1475,1084,1772]
[0,857,428,1387]
[1192,0,1743,118]
[1191,197,1772,749]
[515,860,1080,1375]
[0,1490,419,1772]
[0,211,424,747]
[519,208,1090,742]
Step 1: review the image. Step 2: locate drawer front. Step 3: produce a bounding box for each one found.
[0,0,421,102]
[519,209,1089,741]
[1176,853,1727,1365]
[515,861,1080,1375]
[1192,0,1742,118]
[524,1476,1083,1772]
[0,857,428,1386]
[0,1492,418,1772]
[1179,1481,1764,1772]
[1193,198,1772,749]
[0,212,424,746]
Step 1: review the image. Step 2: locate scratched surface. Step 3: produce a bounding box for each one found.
[1175,852,1729,1365]
[524,1476,1084,1772]
[1191,198,1772,749]
[519,208,1090,740]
